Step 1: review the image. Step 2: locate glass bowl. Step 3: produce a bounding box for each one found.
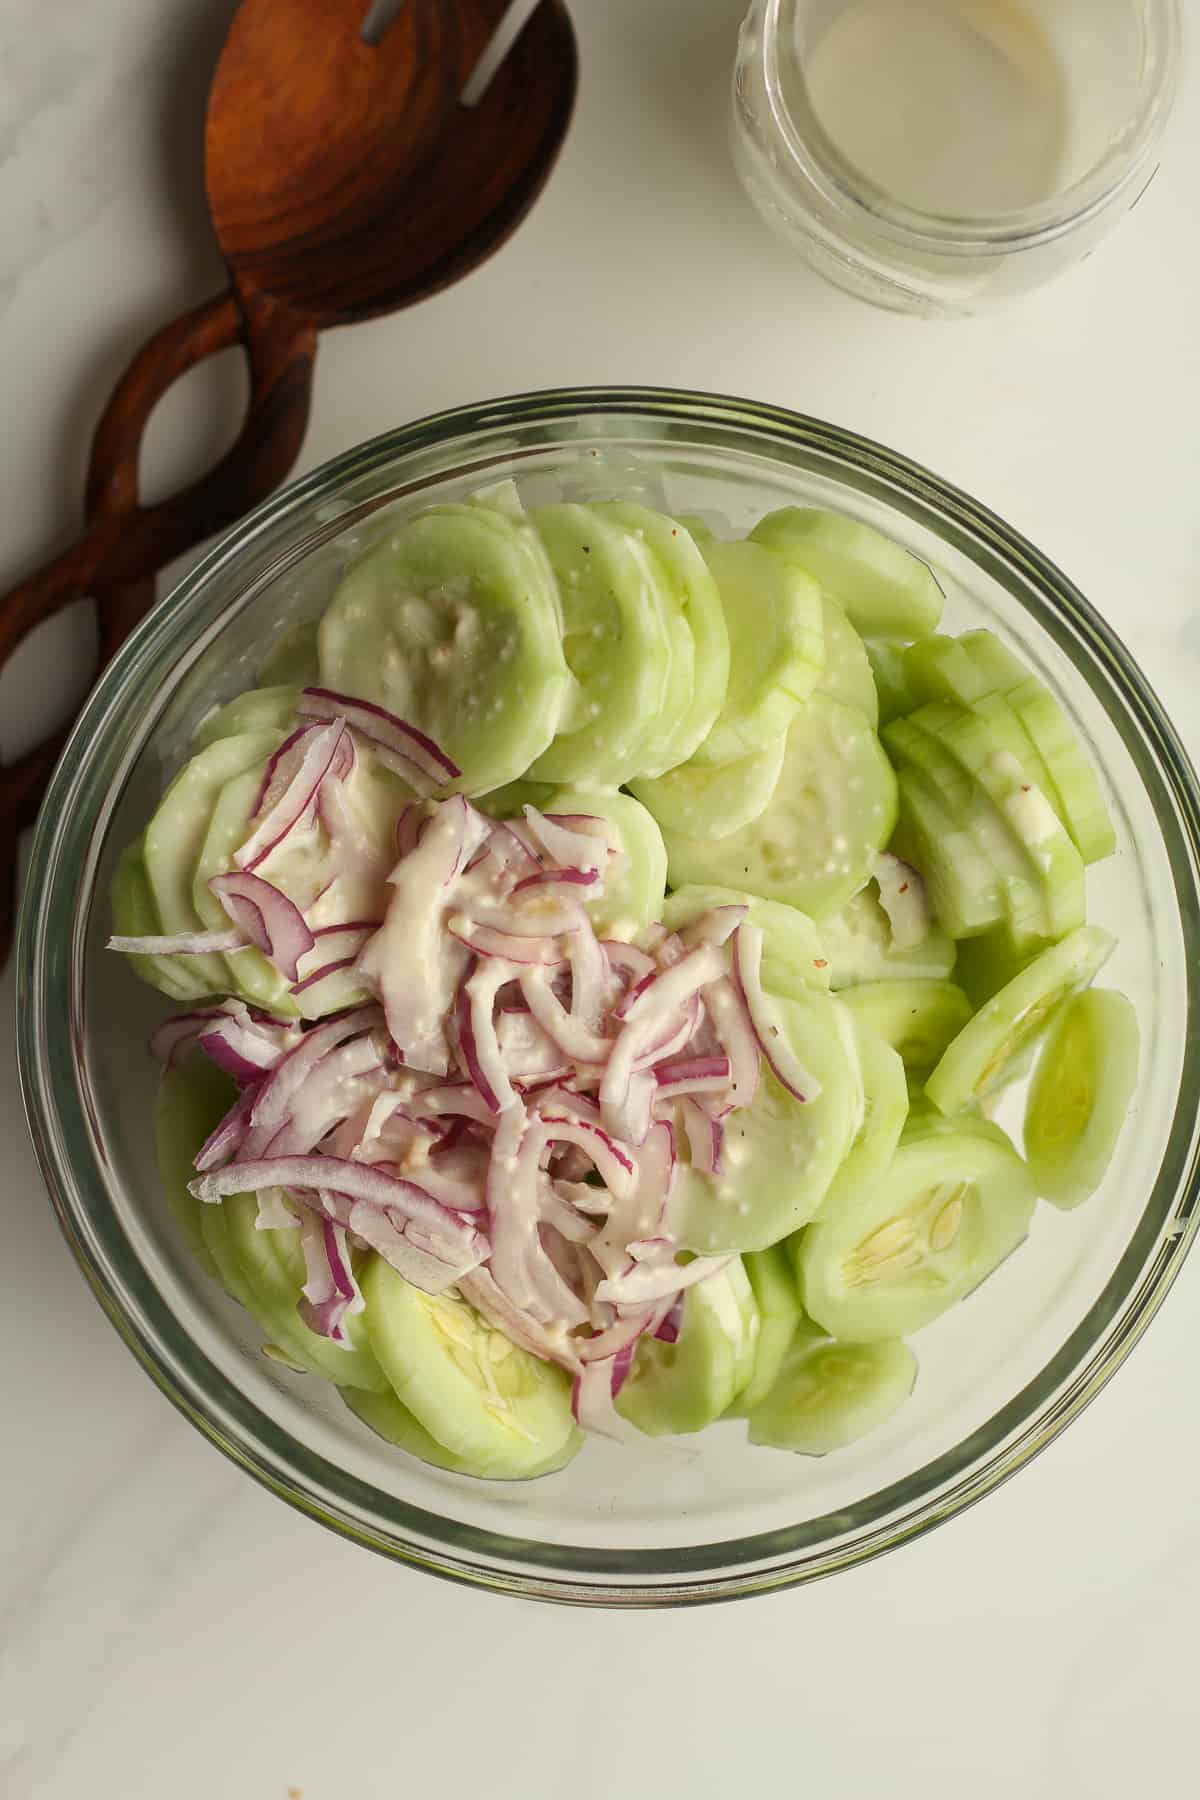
[17,388,1200,1605]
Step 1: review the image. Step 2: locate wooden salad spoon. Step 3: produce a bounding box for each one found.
[0,0,576,958]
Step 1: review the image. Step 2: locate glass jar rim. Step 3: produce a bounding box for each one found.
[17,386,1200,1604]
[754,0,1183,255]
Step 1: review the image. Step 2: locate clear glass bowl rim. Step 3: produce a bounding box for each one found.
[749,0,1183,254]
[16,385,1200,1607]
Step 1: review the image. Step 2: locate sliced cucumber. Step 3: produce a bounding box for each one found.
[798,1121,1036,1341]
[143,729,284,994]
[663,695,898,922]
[362,1258,576,1477]
[750,508,943,641]
[192,685,300,752]
[256,620,319,688]
[865,639,918,726]
[525,503,670,786]
[671,990,863,1253]
[319,502,570,796]
[591,511,695,779]
[952,924,1047,1008]
[820,887,956,989]
[224,1193,386,1391]
[914,702,1086,940]
[690,539,821,765]
[661,884,831,996]
[816,598,879,726]
[545,787,667,937]
[925,926,1115,1115]
[891,765,1003,939]
[1024,988,1139,1209]
[341,1384,583,1479]
[810,1016,908,1221]
[958,631,1116,864]
[748,1331,917,1454]
[840,979,974,1077]
[595,503,730,769]
[730,1246,805,1414]
[156,1060,233,1279]
[111,838,208,1003]
[615,1260,759,1436]
[629,734,786,840]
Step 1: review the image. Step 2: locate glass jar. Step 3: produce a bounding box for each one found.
[732,0,1183,317]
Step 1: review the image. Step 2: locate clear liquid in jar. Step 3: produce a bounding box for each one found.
[800,0,1068,216]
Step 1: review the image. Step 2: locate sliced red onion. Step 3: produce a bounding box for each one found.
[531,1109,636,1197]
[522,806,609,871]
[108,928,247,956]
[194,1084,258,1173]
[457,958,518,1114]
[873,852,930,951]
[485,1107,587,1326]
[600,944,726,1139]
[733,923,821,1104]
[258,1034,389,1157]
[538,1180,598,1243]
[630,995,701,1073]
[512,867,600,897]
[253,1186,298,1231]
[655,1294,685,1343]
[237,719,347,872]
[459,1268,580,1372]
[448,915,566,966]
[519,967,612,1064]
[703,975,761,1110]
[209,871,316,982]
[347,1200,483,1296]
[236,1007,385,1161]
[414,1081,497,1125]
[533,1084,601,1122]
[150,1003,299,1074]
[297,1213,363,1343]
[298,687,459,788]
[681,1096,724,1175]
[679,904,749,948]
[191,1154,485,1254]
[358,797,489,1074]
[653,1054,731,1098]
[571,1356,643,1441]
[594,1250,732,1308]
[495,1010,571,1083]
[566,908,608,1031]
[290,923,375,995]
[481,819,542,878]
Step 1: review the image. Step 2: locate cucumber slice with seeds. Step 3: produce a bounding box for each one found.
[596,503,730,769]
[1024,988,1139,1209]
[616,1260,759,1436]
[363,1258,576,1478]
[664,695,898,922]
[841,980,973,1077]
[320,502,570,796]
[925,926,1115,1115]
[750,508,943,641]
[690,539,821,765]
[798,1122,1036,1341]
[748,1331,917,1454]
[630,734,786,839]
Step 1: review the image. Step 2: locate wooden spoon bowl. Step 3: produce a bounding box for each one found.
[0,0,576,960]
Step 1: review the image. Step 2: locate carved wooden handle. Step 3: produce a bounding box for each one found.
[0,284,318,963]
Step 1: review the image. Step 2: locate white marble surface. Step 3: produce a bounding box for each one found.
[3,2,1199,1795]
